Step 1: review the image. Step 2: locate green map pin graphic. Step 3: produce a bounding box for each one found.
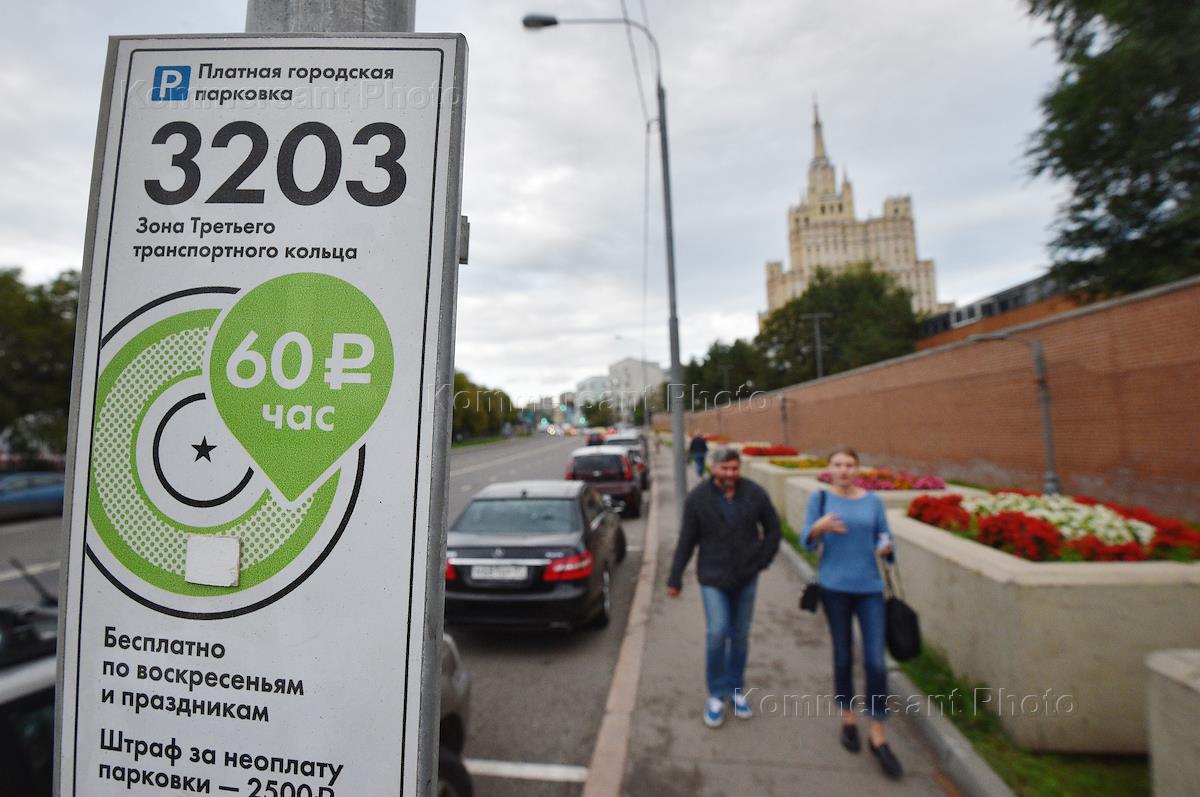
[209,273,394,503]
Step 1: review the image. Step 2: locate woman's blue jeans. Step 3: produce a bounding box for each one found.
[700,577,758,700]
[692,454,706,477]
[821,588,889,720]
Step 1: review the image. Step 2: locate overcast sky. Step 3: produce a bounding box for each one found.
[1,0,1063,401]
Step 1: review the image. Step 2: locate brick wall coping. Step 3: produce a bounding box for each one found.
[701,274,1200,407]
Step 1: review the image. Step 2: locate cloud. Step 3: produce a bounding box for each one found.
[0,0,1063,399]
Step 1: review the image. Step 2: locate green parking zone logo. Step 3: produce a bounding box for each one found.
[87,274,394,605]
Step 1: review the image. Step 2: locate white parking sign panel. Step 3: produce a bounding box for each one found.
[55,35,466,796]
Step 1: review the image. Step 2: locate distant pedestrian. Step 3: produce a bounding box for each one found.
[667,446,781,728]
[801,448,903,780]
[688,433,709,477]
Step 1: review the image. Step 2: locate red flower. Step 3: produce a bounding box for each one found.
[741,445,799,456]
[908,495,971,532]
[1067,535,1149,562]
[976,512,1063,561]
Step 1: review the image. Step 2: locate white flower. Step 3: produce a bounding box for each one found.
[962,493,1155,545]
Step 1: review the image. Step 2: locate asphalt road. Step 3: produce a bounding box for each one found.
[1,434,644,795]
[445,434,646,796]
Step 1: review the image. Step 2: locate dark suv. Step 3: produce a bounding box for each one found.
[603,433,650,491]
[565,445,643,518]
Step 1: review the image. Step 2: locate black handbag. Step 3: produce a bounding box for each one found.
[881,558,921,661]
[798,491,825,613]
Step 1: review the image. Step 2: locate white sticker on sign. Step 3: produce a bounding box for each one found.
[185,535,241,587]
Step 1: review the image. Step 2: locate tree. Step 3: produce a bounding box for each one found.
[1026,0,1200,296]
[450,371,517,439]
[755,264,916,387]
[681,339,767,412]
[578,399,615,429]
[0,269,79,456]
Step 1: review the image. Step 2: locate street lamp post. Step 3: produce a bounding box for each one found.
[523,12,689,518]
[799,312,832,379]
[967,332,1063,494]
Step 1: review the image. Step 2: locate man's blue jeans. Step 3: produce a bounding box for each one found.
[692,453,706,477]
[700,577,758,700]
[821,589,889,720]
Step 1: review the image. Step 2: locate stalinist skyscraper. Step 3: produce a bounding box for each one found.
[764,104,939,317]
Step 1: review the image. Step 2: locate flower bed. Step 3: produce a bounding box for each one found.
[817,467,945,491]
[740,444,798,457]
[767,456,827,469]
[909,491,1200,563]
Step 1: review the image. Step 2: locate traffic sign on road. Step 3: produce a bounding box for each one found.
[55,34,466,795]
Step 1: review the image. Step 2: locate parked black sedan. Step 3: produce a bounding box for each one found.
[444,481,627,631]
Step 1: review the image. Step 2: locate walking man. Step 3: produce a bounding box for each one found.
[688,432,709,477]
[666,446,782,727]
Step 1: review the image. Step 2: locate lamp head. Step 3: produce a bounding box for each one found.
[522,13,559,29]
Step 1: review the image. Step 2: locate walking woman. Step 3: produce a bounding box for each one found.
[801,448,903,779]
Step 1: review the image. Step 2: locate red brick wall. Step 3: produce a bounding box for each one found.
[673,278,1200,519]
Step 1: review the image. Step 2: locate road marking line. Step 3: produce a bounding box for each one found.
[464,758,588,783]
[625,546,643,553]
[0,561,61,584]
[582,459,662,797]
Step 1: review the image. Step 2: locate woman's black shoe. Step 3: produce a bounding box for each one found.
[839,724,860,753]
[869,741,904,779]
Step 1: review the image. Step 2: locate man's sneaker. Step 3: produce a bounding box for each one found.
[703,697,726,728]
[732,692,752,720]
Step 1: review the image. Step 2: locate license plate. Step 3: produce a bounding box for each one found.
[471,565,528,581]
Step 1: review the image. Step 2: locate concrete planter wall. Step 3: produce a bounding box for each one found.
[783,476,986,529]
[889,513,1200,753]
[1146,649,1200,795]
[744,461,824,518]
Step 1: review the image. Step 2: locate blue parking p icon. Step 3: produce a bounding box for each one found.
[151,66,191,101]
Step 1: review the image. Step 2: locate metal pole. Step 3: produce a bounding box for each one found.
[657,80,688,517]
[813,317,824,379]
[800,312,831,379]
[1030,340,1062,495]
[247,0,415,32]
[521,14,687,515]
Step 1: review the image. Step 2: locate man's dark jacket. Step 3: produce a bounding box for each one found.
[667,477,781,590]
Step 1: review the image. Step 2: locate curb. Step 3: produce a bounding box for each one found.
[779,543,1016,797]
[581,459,663,797]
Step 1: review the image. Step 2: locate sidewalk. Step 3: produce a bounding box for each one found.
[620,459,956,796]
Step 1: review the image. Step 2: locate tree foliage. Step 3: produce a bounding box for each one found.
[450,370,517,439]
[1026,0,1200,295]
[579,399,615,429]
[0,269,79,456]
[754,264,916,388]
[681,339,768,412]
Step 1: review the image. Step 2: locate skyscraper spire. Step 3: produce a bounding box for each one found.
[812,97,828,162]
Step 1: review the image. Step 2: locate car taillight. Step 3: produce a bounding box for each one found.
[445,561,457,581]
[623,458,633,481]
[543,551,593,581]
[565,463,575,480]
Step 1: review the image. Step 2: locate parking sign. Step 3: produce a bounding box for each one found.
[55,34,466,796]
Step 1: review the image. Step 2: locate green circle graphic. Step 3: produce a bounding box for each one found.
[88,308,338,597]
